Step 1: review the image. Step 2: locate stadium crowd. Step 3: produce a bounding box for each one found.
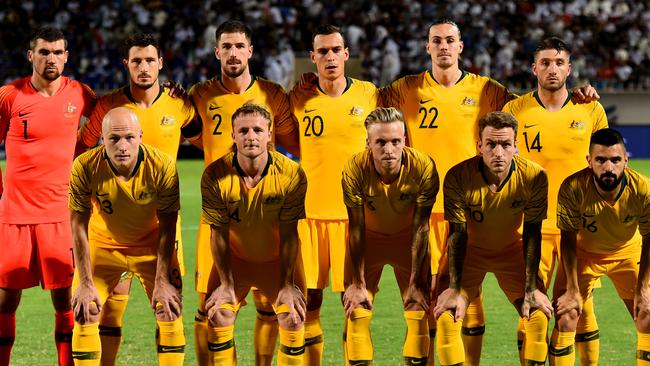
[1,0,649,91]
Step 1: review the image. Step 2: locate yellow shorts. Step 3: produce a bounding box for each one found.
[553,253,640,301]
[539,232,560,288]
[204,255,306,310]
[344,229,430,301]
[298,218,347,292]
[429,213,448,275]
[462,243,545,304]
[72,243,183,304]
[195,221,213,293]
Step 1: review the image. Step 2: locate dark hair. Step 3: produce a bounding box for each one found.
[427,18,461,40]
[589,128,626,152]
[215,20,252,44]
[30,27,66,50]
[122,33,161,59]
[312,24,345,48]
[478,111,518,138]
[231,102,272,129]
[534,36,572,60]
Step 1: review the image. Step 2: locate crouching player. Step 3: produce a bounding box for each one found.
[69,107,185,365]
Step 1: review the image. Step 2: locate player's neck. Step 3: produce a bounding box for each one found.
[536,86,569,112]
[129,82,160,108]
[431,66,462,88]
[30,74,62,97]
[318,76,347,97]
[113,161,137,181]
[221,71,252,94]
[236,152,268,188]
[374,161,401,185]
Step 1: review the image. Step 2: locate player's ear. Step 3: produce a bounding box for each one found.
[248,45,254,58]
[158,57,163,71]
[309,50,316,64]
[63,50,69,64]
[365,137,370,149]
[458,40,464,54]
[531,62,538,77]
[214,46,221,60]
[586,154,592,168]
[27,50,33,63]
[343,47,350,61]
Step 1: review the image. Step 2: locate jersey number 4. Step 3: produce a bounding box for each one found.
[522,131,543,152]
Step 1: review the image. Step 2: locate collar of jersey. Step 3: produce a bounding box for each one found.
[427,69,467,86]
[123,84,165,105]
[478,156,516,192]
[316,76,352,95]
[532,90,572,109]
[104,145,145,178]
[218,75,257,92]
[232,148,273,179]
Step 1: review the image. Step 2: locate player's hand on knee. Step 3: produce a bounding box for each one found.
[521,289,553,319]
[634,288,650,322]
[555,289,583,317]
[433,288,468,321]
[343,283,373,318]
[571,84,600,103]
[205,284,237,326]
[403,282,430,313]
[152,280,182,321]
[275,284,306,326]
[72,284,102,324]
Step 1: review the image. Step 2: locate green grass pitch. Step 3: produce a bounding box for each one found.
[7,159,650,365]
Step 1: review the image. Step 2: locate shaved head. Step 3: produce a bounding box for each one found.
[101,107,141,137]
[102,107,143,176]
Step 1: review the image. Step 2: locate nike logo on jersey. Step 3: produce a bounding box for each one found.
[208,104,222,111]
[304,108,316,113]
[18,111,30,117]
[524,123,538,128]
[419,99,432,104]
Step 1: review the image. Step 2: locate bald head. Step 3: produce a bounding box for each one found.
[102,107,143,177]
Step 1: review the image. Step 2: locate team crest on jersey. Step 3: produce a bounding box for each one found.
[349,106,364,116]
[570,120,586,129]
[461,97,477,106]
[64,102,78,118]
[510,198,526,209]
[161,116,175,126]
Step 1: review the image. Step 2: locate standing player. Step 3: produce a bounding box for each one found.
[551,128,650,365]
[189,20,299,366]
[379,19,516,364]
[201,104,307,366]
[69,107,185,365]
[503,37,608,365]
[290,24,378,365]
[0,27,94,366]
[342,107,438,364]
[77,32,198,365]
[434,111,553,366]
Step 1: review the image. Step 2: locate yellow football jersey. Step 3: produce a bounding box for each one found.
[291,77,378,220]
[69,144,180,248]
[444,155,548,251]
[557,167,650,260]
[190,76,294,165]
[78,86,196,159]
[201,150,307,263]
[503,91,608,234]
[342,146,439,235]
[380,70,515,213]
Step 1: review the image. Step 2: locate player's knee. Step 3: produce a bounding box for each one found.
[155,306,180,322]
[76,302,101,325]
[211,308,236,328]
[306,289,323,310]
[555,310,579,332]
[277,312,304,331]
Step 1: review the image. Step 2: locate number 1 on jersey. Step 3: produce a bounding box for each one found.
[522,131,543,152]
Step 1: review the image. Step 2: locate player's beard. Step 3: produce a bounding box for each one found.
[594,171,624,191]
[134,80,156,90]
[223,61,247,78]
[540,77,567,92]
[41,67,61,81]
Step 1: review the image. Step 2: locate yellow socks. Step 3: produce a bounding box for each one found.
[436,312,464,366]
[278,327,305,366]
[549,328,575,366]
[403,310,429,364]
[98,293,129,366]
[637,332,650,365]
[462,295,485,366]
[72,323,101,365]
[347,308,373,364]
[157,317,185,366]
[517,317,525,365]
[304,309,324,365]
[576,296,599,366]
[254,309,278,365]
[194,294,210,366]
[522,310,548,365]
[426,314,436,366]
[208,325,236,366]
